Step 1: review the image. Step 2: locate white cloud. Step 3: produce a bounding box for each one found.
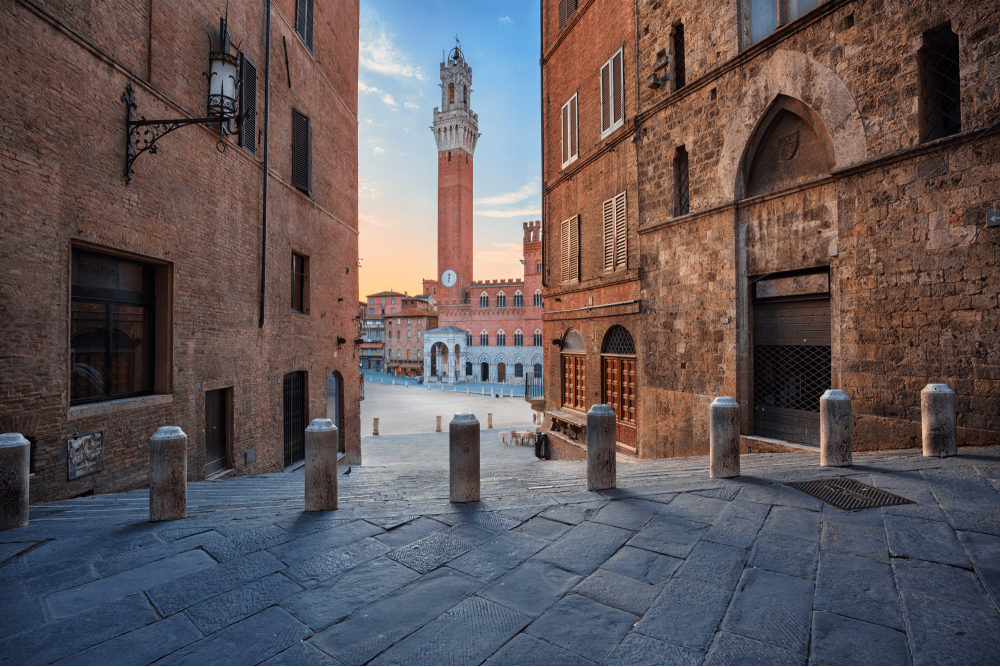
[365,118,373,124]
[474,242,523,265]
[382,94,397,106]
[404,102,420,109]
[500,16,511,23]
[360,26,427,80]
[360,182,379,198]
[359,80,398,107]
[474,180,539,205]
[474,208,541,218]
[373,146,385,154]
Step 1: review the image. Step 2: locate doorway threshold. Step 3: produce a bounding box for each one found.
[284,460,306,473]
[206,468,234,481]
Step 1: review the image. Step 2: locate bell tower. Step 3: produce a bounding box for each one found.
[432,42,479,301]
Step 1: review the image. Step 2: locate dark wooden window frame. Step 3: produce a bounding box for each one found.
[292,109,312,195]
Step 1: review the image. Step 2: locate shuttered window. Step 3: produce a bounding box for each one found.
[561,94,578,168]
[296,0,314,52]
[558,0,578,29]
[292,109,311,194]
[603,192,627,270]
[600,48,625,138]
[240,56,257,156]
[560,215,579,283]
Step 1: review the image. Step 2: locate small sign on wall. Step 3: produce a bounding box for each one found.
[67,431,104,480]
[988,211,1000,228]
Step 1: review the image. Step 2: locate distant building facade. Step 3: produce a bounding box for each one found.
[540,0,999,459]
[0,0,361,502]
[386,309,439,377]
[420,46,544,385]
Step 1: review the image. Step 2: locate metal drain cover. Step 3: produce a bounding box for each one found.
[786,478,915,511]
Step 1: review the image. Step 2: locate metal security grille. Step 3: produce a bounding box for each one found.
[787,478,915,512]
[921,26,961,141]
[602,325,636,356]
[283,371,306,467]
[675,147,690,216]
[753,297,830,445]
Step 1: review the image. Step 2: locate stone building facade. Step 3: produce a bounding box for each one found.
[385,309,438,377]
[541,0,999,459]
[0,0,361,502]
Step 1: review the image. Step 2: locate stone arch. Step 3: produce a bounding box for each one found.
[718,50,867,201]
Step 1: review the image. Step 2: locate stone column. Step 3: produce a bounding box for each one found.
[305,418,338,511]
[487,413,493,429]
[373,418,379,435]
[149,427,187,522]
[436,416,442,432]
[587,404,616,491]
[0,433,30,530]
[922,384,957,458]
[710,397,740,479]
[450,413,480,503]
[820,390,852,467]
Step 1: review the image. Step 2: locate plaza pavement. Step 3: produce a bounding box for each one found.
[2,442,1000,665]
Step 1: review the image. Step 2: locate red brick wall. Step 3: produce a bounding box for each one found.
[437,149,474,300]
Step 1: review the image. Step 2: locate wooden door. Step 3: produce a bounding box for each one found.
[561,354,586,410]
[603,356,636,447]
[283,371,306,467]
[205,389,228,474]
[497,362,506,383]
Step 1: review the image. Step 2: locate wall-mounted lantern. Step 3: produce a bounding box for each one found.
[121,16,243,182]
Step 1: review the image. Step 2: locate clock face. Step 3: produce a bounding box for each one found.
[441,269,457,287]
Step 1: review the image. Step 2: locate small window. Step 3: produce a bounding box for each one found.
[369,308,374,315]
[291,252,309,313]
[920,25,961,142]
[514,330,523,346]
[602,192,627,270]
[561,94,579,167]
[463,85,467,104]
[745,0,818,47]
[407,330,411,338]
[672,24,686,90]
[480,293,489,308]
[558,0,579,29]
[70,249,158,404]
[600,48,625,138]
[239,56,257,155]
[560,215,579,283]
[295,0,315,52]
[392,298,396,304]
[497,330,507,346]
[514,291,524,307]
[534,290,543,307]
[292,109,311,194]
[467,331,473,346]
[536,262,541,273]
[674,146,690,216]
[480,330,489,346]
[534,330,543,346]
[497,292,506,308]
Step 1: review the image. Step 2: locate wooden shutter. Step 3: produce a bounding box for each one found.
[292,109,311,194]
[561,102,568,165]
[240,56,257,156]
[612,49,624,126]
[614,192,627,268]
[305,0,314,51]
[603,197,615,271]
[568,215,579,281]
[296,0,314,51]
[600,62,611,134]
[570,95,578,158]
[559,0,569,29]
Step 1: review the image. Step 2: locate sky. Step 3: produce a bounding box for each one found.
[356,0,542,300]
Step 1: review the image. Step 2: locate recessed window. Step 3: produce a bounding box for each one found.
[534,329,543,346]
[514,330,524,346]
[497,330,507,346]
[559,0,579,29]
[480,292,489,308]
[561,93,579,168]
[295,0,315,52]
[514,291,524,307]
[480,330,489,346]
[674,146,690,216]
[920,25,961,142]
[672,24,686,90]
[600,48,625,138]
[745,0,818,47]
[291,252,309,313]
[534,290,542,307]
[497,292,506,308]
[71,249,159,404]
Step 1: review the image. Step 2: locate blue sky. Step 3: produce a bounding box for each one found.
[357,0,541,299]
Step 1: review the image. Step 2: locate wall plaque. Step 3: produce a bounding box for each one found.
[67,431,104,480]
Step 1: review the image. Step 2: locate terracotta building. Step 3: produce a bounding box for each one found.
[386,310,439,377]
[0,0,361,502]
[541,0,999,459]
[421,46,545,385]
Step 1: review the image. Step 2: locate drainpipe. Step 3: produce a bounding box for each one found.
[539,0,546,291]
[259,0,273,328]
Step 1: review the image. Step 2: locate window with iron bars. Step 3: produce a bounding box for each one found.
[674,145,690,216]
[920,25,961,142]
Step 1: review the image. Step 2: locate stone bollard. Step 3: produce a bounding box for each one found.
[305,419,338,511]
[436,416,442,432]
[450,413,480,502]
[922,384,957,458]
[0,433,30,530]
[587,404,616,491]
[149,427,187,522]
[481,387,485,395]
[709,397,740,479]
[373,418,379,435]
[487,413,493,429]
[820,390,852,467]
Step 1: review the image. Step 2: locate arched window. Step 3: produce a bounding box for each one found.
[514,330,523,346]
[534,290,542,307]
[497,330,506,346]
[463,84,467,104]
[514,363,524,378]
[480,292,489,308]
[448,82,455,104]
[533,329,543,346]
[513,291,524,307]
[466,330,473,346]
[497,292,506,308]
[534,363,542,374]
[480,330,489,346]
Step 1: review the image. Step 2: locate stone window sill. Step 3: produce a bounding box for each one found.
[68,394,173,420]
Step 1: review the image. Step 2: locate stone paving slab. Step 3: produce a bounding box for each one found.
[5,444,1000,666]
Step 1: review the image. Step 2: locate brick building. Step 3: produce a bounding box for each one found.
[386,309,439,377]
[541,0,1000,459]
[421,46,545,385]
[0,0,361,502]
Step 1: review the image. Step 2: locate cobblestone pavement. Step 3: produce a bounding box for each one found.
[2,446,1000,665]
[360,381,536,436]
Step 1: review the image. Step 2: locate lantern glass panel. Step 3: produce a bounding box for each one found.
[209,55,239,118]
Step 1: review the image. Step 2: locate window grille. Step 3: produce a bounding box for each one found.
[295,0,314,51]
[602,325,636,355]
[673,24,685,89]
[600,48,625,137]
[921,26,961,142]
[603,192,627,270]
[558,0,578,29]
[675,146,690,216]
[292,109,311,194]
[561,94,579,167]
[240,56,257,155]
[560,215,579,282]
